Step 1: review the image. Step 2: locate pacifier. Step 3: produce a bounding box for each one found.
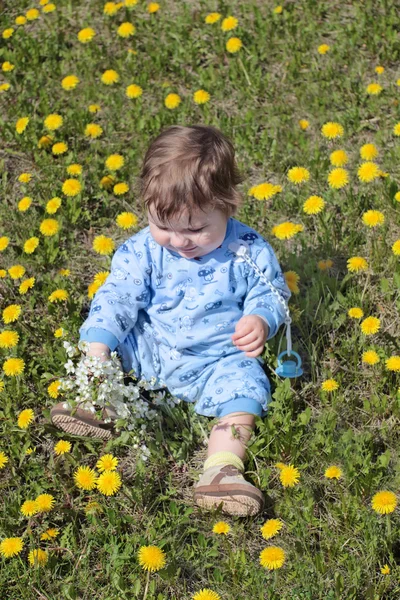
[275,350,303,378]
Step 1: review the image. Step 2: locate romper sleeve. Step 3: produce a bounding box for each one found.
[79,236,152,351]
[242,241,291,341]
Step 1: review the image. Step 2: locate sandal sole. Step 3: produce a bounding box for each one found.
[51,414,113,441]
[194,484,264,516]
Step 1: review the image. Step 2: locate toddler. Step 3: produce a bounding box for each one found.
[51,125,291,517]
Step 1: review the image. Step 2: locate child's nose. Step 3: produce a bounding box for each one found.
[171,233,190,248]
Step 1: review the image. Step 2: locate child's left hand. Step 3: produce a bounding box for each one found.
[231,315,269,357]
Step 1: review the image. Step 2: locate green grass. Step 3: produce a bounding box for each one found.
[0,0,399,598]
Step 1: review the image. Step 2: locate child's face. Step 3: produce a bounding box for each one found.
[148,205,229,259]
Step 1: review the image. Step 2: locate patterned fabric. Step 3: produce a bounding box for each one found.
[79,217,291,417]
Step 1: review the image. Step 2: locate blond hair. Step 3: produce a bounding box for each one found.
[140,125,244,225]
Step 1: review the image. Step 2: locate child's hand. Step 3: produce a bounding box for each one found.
[231,315,269,357]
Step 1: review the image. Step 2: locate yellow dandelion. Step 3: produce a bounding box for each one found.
[113,182,129,195]
[385,355,400,372]
[85,123,103,138]
[78,27,96,43]
[46,197,62,214]
[273,6,283,14]
[321,378,339,392]
[392,239,400,256]
[375,66,385,74]
[17,409,34,430]
[96,454,118,472]
[66,164,82,176]
[272,222,304,240]
[35,494,55,512]
[361,316,380,335]
[221,16,238,32]
[0,83,11,92]
[358,162,380,183]
[362,350,380,365]
[251,182,282,200]
[328,168,349,189]
[61,75,79,91]
[40,219,59,237]
[0,451,9,469]
[393,122,400,136]
[318,44,330,54]
[84,500,103,515]
[280,464,300,487]
[298,119,309,130]
[0,330,19,348]
[44,113,63,131]
[26,8,40,19]
[126,84,143,98]
[192,591,221,600]
[41,528,60,541]
[348,307,363,319]
[93,235,115,256]
[106,154,124,170]
[165,93,181,109]
[48,289,69,303]
[15,16,27,25]
[303,195,325,214]
[54,440,71,455]
[193,89,210,104]
[360,143,378,160]
[0,236,10,252]
[47,380,61,399]
[116,212,138,229]
[18,173,32,183]
[362,210,384,227]
[371,491,397,514]
[205,13,221,24]
[62,179,81,196]
[260,519,283,540]
[97,470,122,495]
[380,564,390,575]
[2,61,15,72]
[2,28,14,39]
[118,22,135,37]
[4,358,25,377]
[321,122,344,139]
[147,2,160,13]
[0,537,24,558]
[212,521,231,535]
[101,69,119,85]
[226,37,242,53]
[54,327,67,338]
[21,500,39,517]
[347,256,368,272]
[28,549,48,566]
[366,83,382,95]
[138,545,166,572]
[88,103,101,113]
[74,466,98,491]
[38,134,54,148]
[16,117,29,134]
[8,265,26,280]
[287,166,310,184]
[324,466,342,479]
[104,2,121,16]
[330,149,348,167]
[3,304,22,324]
[52,142,68,155]
[19,277,35,294]
[284,271,300,294]
[259,546,286,570]
[18,196,32,212]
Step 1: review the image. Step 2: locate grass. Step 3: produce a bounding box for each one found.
[0,0,399,598]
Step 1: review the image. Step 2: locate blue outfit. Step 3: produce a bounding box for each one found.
[79,217,291,418]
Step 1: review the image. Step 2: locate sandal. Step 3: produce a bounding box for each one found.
[50,401,117,441]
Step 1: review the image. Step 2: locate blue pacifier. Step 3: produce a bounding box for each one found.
[275,350,303,378]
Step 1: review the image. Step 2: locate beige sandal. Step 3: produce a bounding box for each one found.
[50,402,117,441]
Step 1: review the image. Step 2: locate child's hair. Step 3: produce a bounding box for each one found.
[140,125,244,225]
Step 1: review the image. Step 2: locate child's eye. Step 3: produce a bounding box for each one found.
[188,227,205,233]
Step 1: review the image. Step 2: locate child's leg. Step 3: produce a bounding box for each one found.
[207,412,255,461]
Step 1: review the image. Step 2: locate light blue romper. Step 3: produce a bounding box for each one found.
[79,217,291,418]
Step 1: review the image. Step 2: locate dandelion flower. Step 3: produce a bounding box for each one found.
[381,564,390,575]
[18,196,32,211]
[48,289,68,303]
[138,545,166,571]
[3,304,22,324]
[280,465,300,487]
[147,2,160,13]
[96,454,118,472]
[251,182,282,200]
[321,378,339,391]
[78,27,96,43]
[272,222,304,240]
[362,210,384,227]
[0,236,10,252]
[324,466,342,479]
[328,168,349,189]
[97,471,122,495]
[360,143,378,160]
[192,591,221,600]
[19,277,35,294]
[0,330,19,348]
[84,500,103,515]
[2,61,15,72]
[8,265,26,280]
[0,451,9,469]
[212,521,231,535]
[54,440,71,455]
[74,466,97,491]
[44,114,63,131]
[126,84,143,98]
[318,44,330,54]
[34,494,55,512]
[2,28,14,39]
[321,122,344,139]
[106,154,124,170]
[284,271,300,294]
[85,123,103,138]
[52,142,68,155]
[330,150,348,167]
[392,240,400,256]
[361,316,380,335]
[362,350,380,365]
[358,162,380,182]
[205,13,221,24]
[16,117,29,134]
[259,546,286,570]
[273,6,283,14]
[41,528,60,540]
[226,37,242,53]
[18,173,32,183]
[371,491,397,514]
[17,408,34,428]
[347,256,368,272]
[4,357,24,377]
[100,174,116,190]
[26,8,40,20]
[54,327,67,338]
[393,122,400,136]
[165,93,181,109]
[385,356,400,372]
[366,83,382,95]
[101,69,119,85]
[46,197,62,214]
[38,135,54,148]
[0,83,11,92]
[113,182,129,195]
[118,22,135,37]
[104,2,121,16]
[375,66,385,74]
[260,519,283,540]
[348,307,363,319]
[62,179,81,196]
[303,195,325,214]
[287,166,310,184]
[40,219,59,237]
[221,16,238,31]
[88,104,101,113]
[193,90,210,104]
[28,549,48,566]
[47,381,61,399]
[21,500,39,517]
[299,119,309,130]
[0,537,24,558]
[61,75,79,90]
[116,212,137,229]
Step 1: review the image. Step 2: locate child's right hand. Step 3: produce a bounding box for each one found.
[86,342,111,362]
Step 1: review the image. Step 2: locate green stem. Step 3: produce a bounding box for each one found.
[238,57,253,88]
[142,569,150,600]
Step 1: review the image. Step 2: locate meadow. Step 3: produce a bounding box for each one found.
[0,0,399,598]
